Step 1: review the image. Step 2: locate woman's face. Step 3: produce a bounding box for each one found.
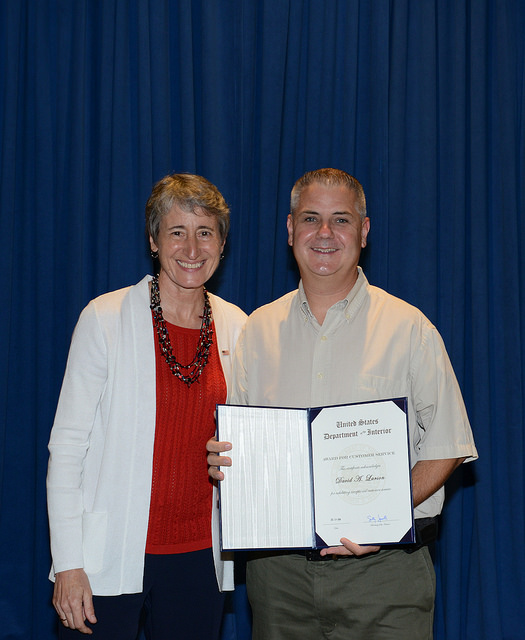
[150,204,225,294]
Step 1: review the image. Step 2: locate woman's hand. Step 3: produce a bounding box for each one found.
[53,568,96,634]
[206,436,232,481]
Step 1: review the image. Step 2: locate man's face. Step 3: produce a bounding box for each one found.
[287,183,370,291]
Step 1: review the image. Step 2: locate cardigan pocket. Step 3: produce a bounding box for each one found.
[82,511,107,575]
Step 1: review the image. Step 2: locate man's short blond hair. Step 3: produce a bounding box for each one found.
[290,168,367,221]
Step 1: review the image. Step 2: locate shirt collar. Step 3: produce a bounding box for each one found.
[297,266,368,322]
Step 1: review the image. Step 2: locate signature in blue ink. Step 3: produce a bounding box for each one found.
[367,514,388,523]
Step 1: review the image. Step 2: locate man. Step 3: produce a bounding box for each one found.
[208,168,477,639]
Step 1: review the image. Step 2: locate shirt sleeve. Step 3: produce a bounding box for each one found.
[411,322,477,462]
[47,301,108,574]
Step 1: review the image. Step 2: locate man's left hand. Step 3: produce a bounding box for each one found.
[320,538,381,557]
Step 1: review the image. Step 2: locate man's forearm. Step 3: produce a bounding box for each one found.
[411,458,465,508]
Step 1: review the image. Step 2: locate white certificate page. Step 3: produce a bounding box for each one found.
[310,399,414,546]
[217,405,314,551]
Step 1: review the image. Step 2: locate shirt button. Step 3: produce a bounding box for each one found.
[317,372,324,380]
[321,335,327,341]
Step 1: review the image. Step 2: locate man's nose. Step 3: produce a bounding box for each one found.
[317,220,333,237]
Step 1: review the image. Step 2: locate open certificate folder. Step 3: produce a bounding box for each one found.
[217,398,415,551]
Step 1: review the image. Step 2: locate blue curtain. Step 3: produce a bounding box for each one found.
[1,1,524,638]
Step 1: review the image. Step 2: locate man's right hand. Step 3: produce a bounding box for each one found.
[53,568,97,634]
[206,436,232,481]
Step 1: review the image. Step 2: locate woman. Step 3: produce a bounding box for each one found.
[47,174,246,639]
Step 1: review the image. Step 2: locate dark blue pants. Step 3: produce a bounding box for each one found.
[58,550,225,640]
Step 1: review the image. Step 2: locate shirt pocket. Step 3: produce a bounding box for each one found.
[82,511,107,575]
[357,374,407,401]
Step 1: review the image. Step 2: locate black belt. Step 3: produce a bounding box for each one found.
[298,517,439,561]
[297,549,350,561]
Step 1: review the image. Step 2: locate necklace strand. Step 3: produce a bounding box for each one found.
[150,275,213,387]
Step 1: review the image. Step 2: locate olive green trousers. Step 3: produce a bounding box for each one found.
[247,547,435,640]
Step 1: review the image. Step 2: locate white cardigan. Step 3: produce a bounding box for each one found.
[47,276,246,595]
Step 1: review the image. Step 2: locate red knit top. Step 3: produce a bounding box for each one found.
[145,317,226,554]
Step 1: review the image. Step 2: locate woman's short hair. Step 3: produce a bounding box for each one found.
[290,168,367,221]
[145,173,230,243]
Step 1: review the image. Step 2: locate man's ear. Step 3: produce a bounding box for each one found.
[361,217,370,248]
[287,214,294,247]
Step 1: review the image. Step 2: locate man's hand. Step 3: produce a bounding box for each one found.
[320,539,381,557]
[53,568,96,634]
[206,436,232,481]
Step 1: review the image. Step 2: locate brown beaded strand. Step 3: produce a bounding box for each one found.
[149,275,213,387]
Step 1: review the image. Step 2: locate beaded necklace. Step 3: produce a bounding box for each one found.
[150,275,213,387]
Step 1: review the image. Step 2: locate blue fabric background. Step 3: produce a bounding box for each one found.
[1,1,524,638]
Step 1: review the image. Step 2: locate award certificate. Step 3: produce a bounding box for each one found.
[217,398,414,551]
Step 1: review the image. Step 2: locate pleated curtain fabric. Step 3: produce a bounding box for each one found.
[0,1,524,638]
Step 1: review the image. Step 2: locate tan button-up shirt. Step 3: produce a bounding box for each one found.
[230,268,477,518]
